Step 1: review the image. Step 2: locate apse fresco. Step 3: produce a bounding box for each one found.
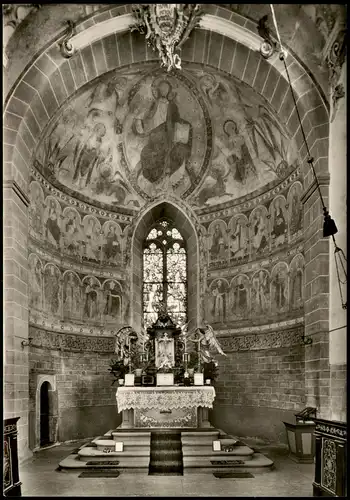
[189,67,299,207]
[28,254,128,326]
[34,65,210,209]
[33,63,299,211]
[204,254,304,326]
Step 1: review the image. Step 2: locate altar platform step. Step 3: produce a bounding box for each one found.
[182,452,274,474]
[111,432,151,441]
[182,445,254,460]
[58,452,149,472]
[78,447,150,460]
[92,437,151,449]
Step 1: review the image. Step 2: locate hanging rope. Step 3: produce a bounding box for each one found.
[269,4,347,309]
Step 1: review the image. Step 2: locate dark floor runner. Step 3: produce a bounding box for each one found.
[149,432,183,476]
[211,460,245,465]
[213,472,254,478]
[86,461,120,466]
[79,470,120,478]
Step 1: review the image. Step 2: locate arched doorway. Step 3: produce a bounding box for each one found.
[40,381,52,447]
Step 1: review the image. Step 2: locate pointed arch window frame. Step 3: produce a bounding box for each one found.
[142,218,188,328]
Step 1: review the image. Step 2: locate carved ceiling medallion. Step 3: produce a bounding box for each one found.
[131,4,203,72]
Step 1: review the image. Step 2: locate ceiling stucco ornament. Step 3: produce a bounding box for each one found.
[3,3,41,67]
[130,4,203,71]
[331,83,345,123]
[321,18,346,89]
[60,20,76,58]
[256,15,277,59]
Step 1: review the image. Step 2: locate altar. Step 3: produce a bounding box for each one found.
[116,386,215,429]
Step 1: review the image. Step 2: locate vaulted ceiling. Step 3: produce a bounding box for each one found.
[3,3,344,212]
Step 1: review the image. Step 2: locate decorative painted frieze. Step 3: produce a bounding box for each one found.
[218,325,304,352]
[29,326,115,352]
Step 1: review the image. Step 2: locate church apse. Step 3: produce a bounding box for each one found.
[27,55,306,445]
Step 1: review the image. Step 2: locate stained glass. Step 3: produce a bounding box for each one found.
[166,228,183,240]
[143,218,187,328]
[146,228,158,240]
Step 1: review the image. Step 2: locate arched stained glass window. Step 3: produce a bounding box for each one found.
[143,218,187,328]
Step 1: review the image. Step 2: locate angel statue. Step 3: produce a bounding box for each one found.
[186,322,227,366]
[114,326,138,366]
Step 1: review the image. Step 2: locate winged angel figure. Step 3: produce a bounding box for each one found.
[114,326,149,365]
[131,4,203,72]
[182,322,227,364]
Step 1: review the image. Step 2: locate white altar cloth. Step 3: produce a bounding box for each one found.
[116,386,216,413]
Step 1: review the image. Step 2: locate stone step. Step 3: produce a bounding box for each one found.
[182,445,254,457]
[78,446,150,460]
[93,438,150,449]
[58,452,150,470]
[181,438,220,446]
[181,431,219,438]
[183,453,274,474]
[111,431,151,439]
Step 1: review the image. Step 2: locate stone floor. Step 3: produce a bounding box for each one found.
[19,439,315,497]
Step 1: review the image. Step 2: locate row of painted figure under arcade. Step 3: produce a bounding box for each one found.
[205,182,302,266]
[204,254,304,325]
[29,182,126,266]
[28,251,303,327]
[28,254,129,324]
[29,179,303,267]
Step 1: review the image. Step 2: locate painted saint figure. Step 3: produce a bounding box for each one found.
[133,79,193,185]
[45,266,61,316]
[30,258,42,310]
[29,184,44,235]
[273,270,287,310]
[84,219,101,262]
[64,213,81,257]
[87,75,127,134]
[103,282,121,319]
[231,276,248,318]
[45,200,61,248]
[83,278,99,319]
[252,212,268,253]
[271,198,287,243]
[289,191,303,234]
[252,271,269,314]
[229,217,248,259]
[63,274,81,319]
[222,120,257,185]
[210,224,226,261]
[211,279,226,322]
[103,225,121,264]
[72,123,107,189]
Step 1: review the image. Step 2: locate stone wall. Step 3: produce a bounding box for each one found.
[211,330,306,443]
[3,183,31,460]
[28,326,119,447]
